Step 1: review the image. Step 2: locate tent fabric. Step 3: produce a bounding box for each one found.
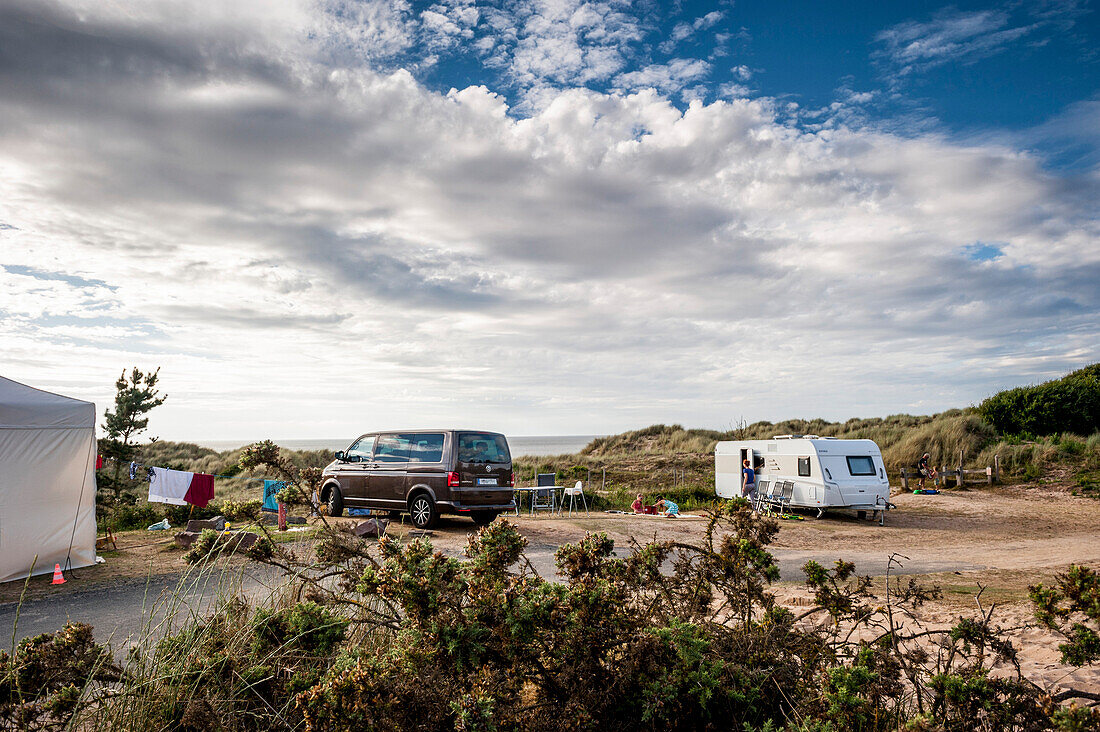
[0,376,97,584]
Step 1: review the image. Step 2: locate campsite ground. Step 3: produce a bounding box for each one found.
[2,481,1098,697]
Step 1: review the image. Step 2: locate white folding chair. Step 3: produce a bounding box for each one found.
[561,480,588,516]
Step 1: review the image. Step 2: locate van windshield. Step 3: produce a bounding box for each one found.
[458,432,511,464]
[846,456,876,476]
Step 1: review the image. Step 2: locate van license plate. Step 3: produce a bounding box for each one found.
[477,478,498,486]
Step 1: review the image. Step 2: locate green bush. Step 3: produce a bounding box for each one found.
[980,364,1100,437]
[110,502,162,531]
[251,602,348,656]
[0,623,120,728]
[12,509,1098,730]
[218,498,262,522]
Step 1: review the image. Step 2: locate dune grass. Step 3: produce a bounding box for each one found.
[114,411,1100,521]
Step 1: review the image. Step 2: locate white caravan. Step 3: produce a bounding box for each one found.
[715,435,893,524]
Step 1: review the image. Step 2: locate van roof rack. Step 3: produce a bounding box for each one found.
[772,434,821,440]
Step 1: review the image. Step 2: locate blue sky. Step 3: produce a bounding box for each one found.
[398,1,1098,155]
[0,0,1097,439]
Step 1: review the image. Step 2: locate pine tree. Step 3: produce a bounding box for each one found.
[99,367,167,507]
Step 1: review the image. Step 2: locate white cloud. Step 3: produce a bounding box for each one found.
[0,0,1097,439]
[614,59,711,93]
[872,4,1088,82]
[662,10,724,51]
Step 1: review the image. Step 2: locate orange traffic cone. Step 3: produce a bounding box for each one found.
[51,563,65,585]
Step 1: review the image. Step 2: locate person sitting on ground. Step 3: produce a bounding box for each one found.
[742,458,757,501]
[631,493,645,514]
[917,452,938,490]
[656,498,679,517]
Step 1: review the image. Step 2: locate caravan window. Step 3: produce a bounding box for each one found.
[846,456,876,476]
[798,457,811,477]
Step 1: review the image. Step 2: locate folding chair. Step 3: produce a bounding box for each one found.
[761,480,785,516]
[772,481,795,516]
[751,478,771,512]
[560,480,588,516]
[531,473,557,515]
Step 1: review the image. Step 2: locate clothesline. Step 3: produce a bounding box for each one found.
[97,454,267,483]
[97,454,296,510]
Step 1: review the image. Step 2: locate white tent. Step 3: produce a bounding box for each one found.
[0,376,97,583]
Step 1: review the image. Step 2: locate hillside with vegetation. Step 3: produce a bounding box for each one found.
[515,364,1100,506]
[101,363,1100,518]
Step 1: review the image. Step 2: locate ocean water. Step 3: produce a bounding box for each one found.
[196,435,601,458]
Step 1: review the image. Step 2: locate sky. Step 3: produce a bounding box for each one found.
[0,0,1098,441]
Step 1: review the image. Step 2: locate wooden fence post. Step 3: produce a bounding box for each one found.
[986,466,993,485]
[900,470,909,491]
[993,455,1000,483]
[602,468,606,489]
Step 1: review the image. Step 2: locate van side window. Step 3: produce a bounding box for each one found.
[374,434,411,463]
[798,457,811,477]
[346,436,375,462]
[402,433,444,463]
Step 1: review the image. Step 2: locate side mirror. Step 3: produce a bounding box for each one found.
[334,451,345,462]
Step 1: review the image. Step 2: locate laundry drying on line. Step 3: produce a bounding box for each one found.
[135,463,216,507]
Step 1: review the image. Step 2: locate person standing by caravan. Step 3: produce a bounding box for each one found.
[742,459,757,500]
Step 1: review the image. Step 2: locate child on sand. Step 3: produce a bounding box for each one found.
[656,498,679,517]
[631,494,644,513]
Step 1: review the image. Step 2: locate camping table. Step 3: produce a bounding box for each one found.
[512,486,559,515]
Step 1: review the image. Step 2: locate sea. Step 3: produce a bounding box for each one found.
[195,435,601,458]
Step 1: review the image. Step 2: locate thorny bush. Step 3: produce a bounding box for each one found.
[5,445,1100,730]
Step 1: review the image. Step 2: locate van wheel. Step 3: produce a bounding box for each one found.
[471,511,499,526]
[327,487,344,517]
[409,494,437,529]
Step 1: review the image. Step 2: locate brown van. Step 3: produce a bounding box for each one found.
[319,430,515,529]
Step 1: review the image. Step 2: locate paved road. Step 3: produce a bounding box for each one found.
[0,546,981,650]
[0,563,283,652]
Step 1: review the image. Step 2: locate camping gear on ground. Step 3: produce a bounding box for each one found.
[96,527,118,551]
[347,507,372,516]
[147,518,170,531]
[0,376,98,584]
[351,518,388,537]
[51,563,66,585]
[717,436,893,525]
[559,481,588,516]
